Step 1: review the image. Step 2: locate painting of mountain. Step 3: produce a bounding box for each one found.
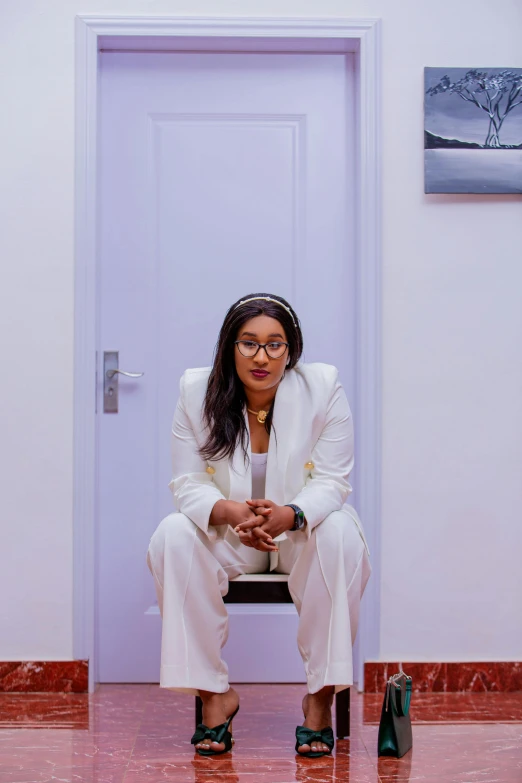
[424,68,522,193]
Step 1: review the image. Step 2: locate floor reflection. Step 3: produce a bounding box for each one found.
[0,692,89,729]
[192,754,240,783]
[377,752,413,783]
[295,754,336,782]
[0,685,519,782]
[363,691,522,724]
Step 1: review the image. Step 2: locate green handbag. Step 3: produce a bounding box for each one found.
[377,670,413,758]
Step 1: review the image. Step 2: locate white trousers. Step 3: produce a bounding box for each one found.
[147,507,371,696]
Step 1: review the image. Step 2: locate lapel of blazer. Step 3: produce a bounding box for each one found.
[265,368,299,505]
[227,368,299,504]
[228,406,251,502]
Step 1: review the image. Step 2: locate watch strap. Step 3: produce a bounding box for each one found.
[285,503,305,531]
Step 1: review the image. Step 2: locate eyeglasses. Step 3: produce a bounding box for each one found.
[235,340,289,359]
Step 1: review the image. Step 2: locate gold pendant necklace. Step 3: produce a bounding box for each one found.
[247,407,269,424]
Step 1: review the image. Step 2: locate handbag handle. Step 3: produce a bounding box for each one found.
[386,671,412,716]
[393,677,412,717]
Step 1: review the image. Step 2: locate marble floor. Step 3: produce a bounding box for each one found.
[0,685,521,782]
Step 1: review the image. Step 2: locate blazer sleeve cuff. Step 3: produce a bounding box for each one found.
[168,478,225,541]
[293,497,324,539]
[289,484,351,540]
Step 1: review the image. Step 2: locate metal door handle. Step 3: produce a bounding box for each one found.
[103,351,144,413]
[106,369,144,379]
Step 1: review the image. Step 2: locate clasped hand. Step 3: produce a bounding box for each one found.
[210,499,295,552]
[234,499,295,552]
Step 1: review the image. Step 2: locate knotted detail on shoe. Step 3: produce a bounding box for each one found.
[191,722,230,746]
[295,725,335,750]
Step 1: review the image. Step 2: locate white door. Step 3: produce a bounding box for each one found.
[97,51,356,682]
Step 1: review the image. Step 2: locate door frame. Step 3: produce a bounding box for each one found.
[74,14,382,692]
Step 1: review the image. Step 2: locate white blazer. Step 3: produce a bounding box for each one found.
[168,361,355,547]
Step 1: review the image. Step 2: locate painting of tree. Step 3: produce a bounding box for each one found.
[427,70,522,148]
[424,67,522,194]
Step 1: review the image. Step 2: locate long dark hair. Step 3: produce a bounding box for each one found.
[199,293,303,463]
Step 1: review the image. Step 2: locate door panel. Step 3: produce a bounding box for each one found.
[98,51,356,682]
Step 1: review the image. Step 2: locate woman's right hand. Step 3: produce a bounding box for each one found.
[210,500,278,552]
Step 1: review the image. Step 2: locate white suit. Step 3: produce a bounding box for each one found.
[147,361,371,695]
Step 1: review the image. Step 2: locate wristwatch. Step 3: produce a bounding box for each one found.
[285,503,306,531]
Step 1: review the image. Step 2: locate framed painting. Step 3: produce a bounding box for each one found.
[424,67,522,194]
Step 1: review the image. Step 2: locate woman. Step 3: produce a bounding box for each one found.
[147,293,371,758]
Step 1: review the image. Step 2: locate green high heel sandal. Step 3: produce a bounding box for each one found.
[191,705,240,756]
[295,725,335,758]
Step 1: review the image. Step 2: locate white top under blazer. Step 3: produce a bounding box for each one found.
[168,361,355,567]
[250,451,268,499]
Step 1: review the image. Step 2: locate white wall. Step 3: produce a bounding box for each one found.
[1,0,521,663]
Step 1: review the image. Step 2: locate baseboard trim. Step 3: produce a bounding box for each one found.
[0,661,88,692]
[5,659,519,693]
[364,661,522,692]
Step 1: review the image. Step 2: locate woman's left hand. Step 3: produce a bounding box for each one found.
[234,499,295,541]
